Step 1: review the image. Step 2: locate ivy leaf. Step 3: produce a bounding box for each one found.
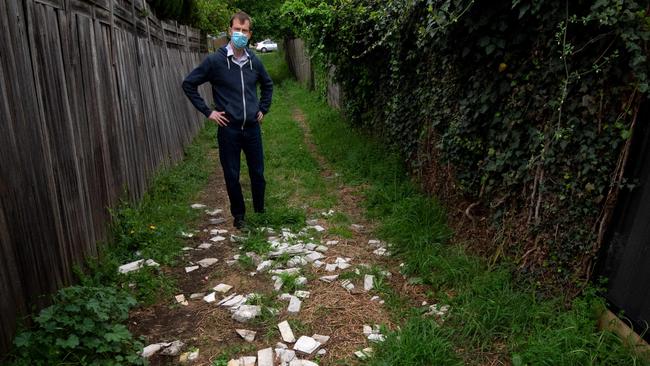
[55,334,79,349]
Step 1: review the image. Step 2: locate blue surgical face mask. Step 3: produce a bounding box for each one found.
[231,31,248,49]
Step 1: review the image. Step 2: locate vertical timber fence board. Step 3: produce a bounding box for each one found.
[0,0,207,352]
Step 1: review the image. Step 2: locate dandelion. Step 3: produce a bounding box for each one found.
[149,225,156,230]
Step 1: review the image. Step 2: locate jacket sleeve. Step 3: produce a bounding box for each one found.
[256,58,274,114]
[182,56,213,118]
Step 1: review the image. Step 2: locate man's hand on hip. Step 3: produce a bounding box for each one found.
[209,110,229,126]
[257,111,264,124]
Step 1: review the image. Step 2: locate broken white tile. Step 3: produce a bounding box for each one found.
[232,305,261,322]
[325,263,338,272]
[175,294,189,306]
[274,277,284,291]
[341,280,354,291]
[197,258,218,267]
[278,293,293,301]
[235,329,256,342]
[256,260,274,273]
[180,231,194,238]
[425,303,450,320]
[325,240,339,246]
[118,259,144,274]
[197,243,212,250]
[190,203,207,209]
[312,260,324,269]
[373,248,389,256]
[293,336,321,355]
[289,360,318,366]
[368,239,381,246]
[239,356,256,366]
[370,295,380,302]
[144,259,159,267]
[350,224,364,231]
[182,246,194,251]
[210,235,227,242]
[305,251,324,262]
[205,208,223,216]
[209,217,227,225]
[317,349,326,355]
[190,292,205,299]
[310,225,325,232]
[363,325,373,336]
[306,219,319,226]
[321,209,334,217]
[319,275,338,282]
[364,274,375,291]
[203,292,216,303]
[315,245,328,252]
[213,283,233,293]
[226,260,237,266]
[270,268,301,276]
[185,265,199,273]
[188,349,199,360]
[312,334,330,345]
[257,348,273,366]
[368,333,385,342]
[287,296,302,314]
[278,320,296,343]
[354,347,373,360]
[276,342,288,349]
[275,348,296,363]
[337,262,352,270]
[221,294,245,308]
[288,256,308,267]
[295,277,307,286]
[294,290,310,299]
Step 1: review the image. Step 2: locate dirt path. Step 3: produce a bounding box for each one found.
[129,109,422,365]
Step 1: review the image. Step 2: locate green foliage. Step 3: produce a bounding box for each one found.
[193,0,232,35]
[289,0,650,284]
[230,0,285,40]
[11,286,143,366]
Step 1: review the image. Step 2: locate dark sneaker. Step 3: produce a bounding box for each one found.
[234,216,245,230]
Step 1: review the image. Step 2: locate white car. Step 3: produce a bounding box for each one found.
[255,40,278,53]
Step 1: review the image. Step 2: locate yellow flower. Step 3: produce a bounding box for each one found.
[149,225,156,230]
[130,230,135,234]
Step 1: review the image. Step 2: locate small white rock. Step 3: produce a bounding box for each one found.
[175,294,188,306]
[368,333,385,342]
[325,240,339,246]
[325,263,338,272]
[203,292,216,303]
[189,292,205,299]
[341,280,354,291]
[257,348,273,366]
[210,235,227,242]
[197,258,218,267]
[294,290,310,299]
[310,225,325,232]
[205,208,223,216]
[190,203,207,209]
[257,260,274,273]
[197,243,212,250]
[118,259,144,274]
[312,334,330,345]
[287,296,302,314]
[364,274,375,291]
[232,305,261,322]
[319,275,338,282]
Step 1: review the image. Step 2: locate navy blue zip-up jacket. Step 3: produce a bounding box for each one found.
[182,46,273,129]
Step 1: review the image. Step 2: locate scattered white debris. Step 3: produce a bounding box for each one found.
[232,305,262,322]
[363,325,373,336]
[321,209,335,217]
[287,256,308,267]
[210,235,227,242]
[295,276,308,286]
[368,333,385,342]
[341,280,355,291]
[370,295,380,302]
[205,208,223,216]
[257,348,273,366]
[276,342,288,349]
[319,275,338,282]
[175,294,189,306]
[312,334,330,345]
[325,240,339,246]
[213,283,233,293]
[305,252,324,262]
[141,343,164,358]
[197,243,212,250]
[325,264,338,272]
[354,347,373,360]
[306,219,319,226]
[294,290,310,299]
[180,231,194,238]
[293,336,321,355]
[288,360,318,366]
[118,259,144,274]
[235,329,257,342]
[287,296,302,314]
[373,248,388,256]
[274,277,284,291]
[337,262,352,270]
[310,225,325,232]
[278,320,296,343]
[270,267,301,275]
[220,294,245,308]
[425,303,450,321]
[197,258,218,267]
[315,245,328,252]
[275,348,296,363]
[350,224,364,231]
[160,340,184,356]
[182,246,194,251]
[185,265,199,273]
[203,292,216,303]
[190,203,207,209]
[368,239,381,246]
[312,260,324,269]
[364,274,375,291]
[209,217,227,225]
[256,260,274,273]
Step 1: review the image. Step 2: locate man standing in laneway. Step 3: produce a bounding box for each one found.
[182,11,273,229]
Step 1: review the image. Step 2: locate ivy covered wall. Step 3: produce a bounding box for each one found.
[283,0,650,287]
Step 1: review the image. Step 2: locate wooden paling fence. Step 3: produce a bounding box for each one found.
[0,0,209,352]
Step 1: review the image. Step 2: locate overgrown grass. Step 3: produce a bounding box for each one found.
[9,122,217,364]
[262,51,649,365]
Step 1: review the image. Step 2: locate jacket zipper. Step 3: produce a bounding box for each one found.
[240,64,246,130]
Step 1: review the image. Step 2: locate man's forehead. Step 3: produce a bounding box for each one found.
[232,19,251,30]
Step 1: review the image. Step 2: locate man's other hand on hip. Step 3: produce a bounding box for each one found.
[209,110,229,127]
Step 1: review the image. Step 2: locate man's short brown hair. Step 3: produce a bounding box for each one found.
[230,11,252,28]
